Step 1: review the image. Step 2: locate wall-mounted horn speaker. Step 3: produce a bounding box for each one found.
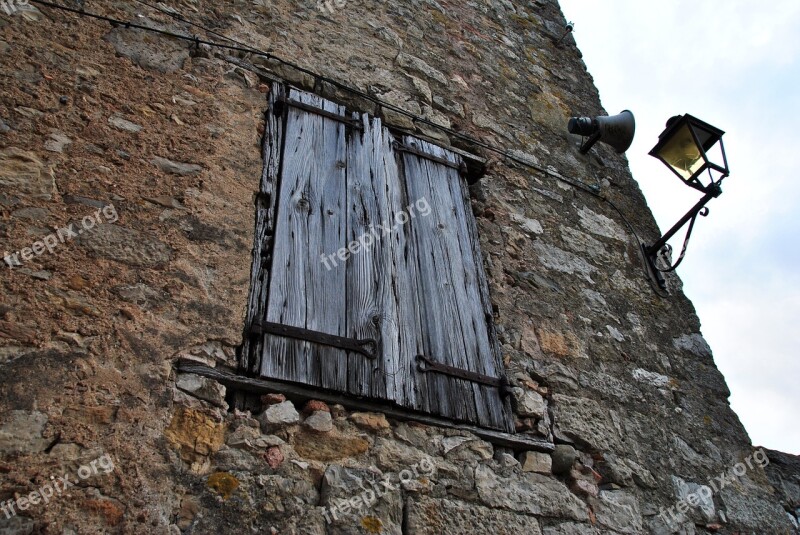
[568,110,635,154]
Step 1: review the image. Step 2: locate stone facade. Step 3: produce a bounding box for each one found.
[0,1,797,534]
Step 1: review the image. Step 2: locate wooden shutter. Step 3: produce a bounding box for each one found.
[248,86,512,431]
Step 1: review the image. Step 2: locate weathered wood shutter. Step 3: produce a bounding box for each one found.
[247,86,512,431]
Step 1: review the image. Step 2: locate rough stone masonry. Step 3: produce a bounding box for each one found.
[0,0,798,534]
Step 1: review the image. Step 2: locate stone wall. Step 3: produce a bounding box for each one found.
[0,0,797,533]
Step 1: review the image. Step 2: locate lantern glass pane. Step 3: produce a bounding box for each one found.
[657,123,704,180]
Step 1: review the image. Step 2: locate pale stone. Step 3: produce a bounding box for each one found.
[258,400,300,427]
[606,325,625,342]
[226,425,260,448]
[442,435,472,454]
[672,333,712,358]
[510,212,544,235]
[374,437,435,471]
[532,242,597,283]
[0,147,57,199]
[672,475,715,523]
[576,206,627,241]
[108,115,143,133]
[176,373,227,408]
[442,436,493,461]
[0,410,50,454]
[44,132,72,153]
[632,368,670,388]
[552,394,623,451]
[594,490,643,534]
[150,156,203,176]
[513,388,546,418]
[396,53,448,84]
[321,465,402,532]
[521,451,552,474]
[475,464,588,520]
[303,410,333,433]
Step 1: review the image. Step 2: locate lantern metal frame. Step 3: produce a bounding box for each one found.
[642,114,729,292]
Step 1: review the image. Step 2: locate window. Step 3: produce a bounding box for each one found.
[244,86,512,431]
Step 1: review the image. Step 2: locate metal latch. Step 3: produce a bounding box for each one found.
[250,321,378,360]
[415,355,511,397]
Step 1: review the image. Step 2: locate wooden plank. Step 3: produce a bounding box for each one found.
[343,117,424,403]
[401,135,511,431]
[243,84,285,375]
[304,91,349,392]
[262,89,348,389]
[379,127,425,407]
[401,140,478,426]
[177,360,553,452]
[344,114,385,398]
[448,147,514,432]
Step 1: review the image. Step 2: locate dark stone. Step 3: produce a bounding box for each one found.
[11,207,49,221]
[552,444,578,475]
[63,194,110,209]
[178,215,244,247]
[0,350,82,409]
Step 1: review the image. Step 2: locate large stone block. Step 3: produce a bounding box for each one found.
[78,224,172,267]
[0,147,57,200]
[552,394,622,452]
[474,464,588,520]
[0,410,50,454]
[407,496,542,534]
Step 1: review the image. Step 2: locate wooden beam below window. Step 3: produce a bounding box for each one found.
[175,359,554,453]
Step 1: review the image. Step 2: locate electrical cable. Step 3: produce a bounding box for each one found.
[29,0,658,290]
[131,0,263,53]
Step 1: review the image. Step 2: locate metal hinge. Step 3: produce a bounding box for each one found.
[250,321,377,360]
[415,355,511,397]
[274,96,362,130]
[393,141,468,177]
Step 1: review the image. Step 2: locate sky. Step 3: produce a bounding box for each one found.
[558,0,800,454]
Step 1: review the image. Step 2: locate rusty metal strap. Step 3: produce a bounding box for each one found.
[250,321,377,360]
[415,355,511,397]
[393,141,467,176]
[275,96,362,130]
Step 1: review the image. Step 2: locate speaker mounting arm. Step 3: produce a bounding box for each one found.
[579,130,603,154]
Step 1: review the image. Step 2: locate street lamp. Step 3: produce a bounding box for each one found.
[642,114,729,292]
